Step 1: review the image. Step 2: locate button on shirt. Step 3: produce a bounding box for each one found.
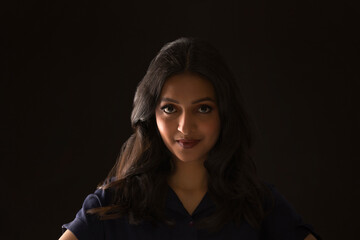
[62,185,320,240]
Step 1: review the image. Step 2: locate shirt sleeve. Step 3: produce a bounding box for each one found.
[261,185,321,240]
[62,189,107,240]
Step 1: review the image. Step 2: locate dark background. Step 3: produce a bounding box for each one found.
[2,0,359,239]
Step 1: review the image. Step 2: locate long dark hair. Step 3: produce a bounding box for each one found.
[88,37,267,230]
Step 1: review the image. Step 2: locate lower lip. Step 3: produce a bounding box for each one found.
[176,140,200,149]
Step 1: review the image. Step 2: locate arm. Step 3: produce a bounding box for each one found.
[304,233,317,240]
[59,230,78,240]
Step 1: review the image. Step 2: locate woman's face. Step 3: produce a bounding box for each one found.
[155,73,221,164]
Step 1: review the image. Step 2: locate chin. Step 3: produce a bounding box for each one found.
[173,154,206,163]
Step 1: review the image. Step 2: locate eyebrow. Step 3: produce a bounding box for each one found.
[160,97,215,104]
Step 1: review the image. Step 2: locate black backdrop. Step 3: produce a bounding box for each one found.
[2,0,359,239]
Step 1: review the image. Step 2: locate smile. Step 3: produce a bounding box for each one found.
[176,139,201,149]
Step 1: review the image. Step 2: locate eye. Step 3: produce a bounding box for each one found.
[160,104,177,114]
[198,105,212,113]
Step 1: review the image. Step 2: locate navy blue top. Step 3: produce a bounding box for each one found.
[62,185,320,240]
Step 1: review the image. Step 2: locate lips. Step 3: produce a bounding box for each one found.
[176,139,200,149]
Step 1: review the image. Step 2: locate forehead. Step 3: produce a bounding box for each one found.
[160,73,216,100]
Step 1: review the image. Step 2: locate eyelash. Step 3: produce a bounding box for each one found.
[198,104,213,113]
[160,104,213,114]
[160,104,176,114]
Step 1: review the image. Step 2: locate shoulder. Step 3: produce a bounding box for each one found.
[261,184,321,240]
[81,187,112,210]
[61,187,114,240]
[263,183,298,214]
[80,177,119,210]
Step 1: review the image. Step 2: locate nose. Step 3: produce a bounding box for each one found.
[177,111,195,135]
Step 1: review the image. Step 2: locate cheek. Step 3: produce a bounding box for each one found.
[204,117,221,137]
[156,115,172,140]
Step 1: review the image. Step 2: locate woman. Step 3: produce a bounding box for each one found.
[60,37,320,240]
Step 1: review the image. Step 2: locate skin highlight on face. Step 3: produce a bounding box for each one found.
[155,73,221,165]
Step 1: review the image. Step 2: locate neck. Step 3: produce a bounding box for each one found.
[168,158,208,192]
